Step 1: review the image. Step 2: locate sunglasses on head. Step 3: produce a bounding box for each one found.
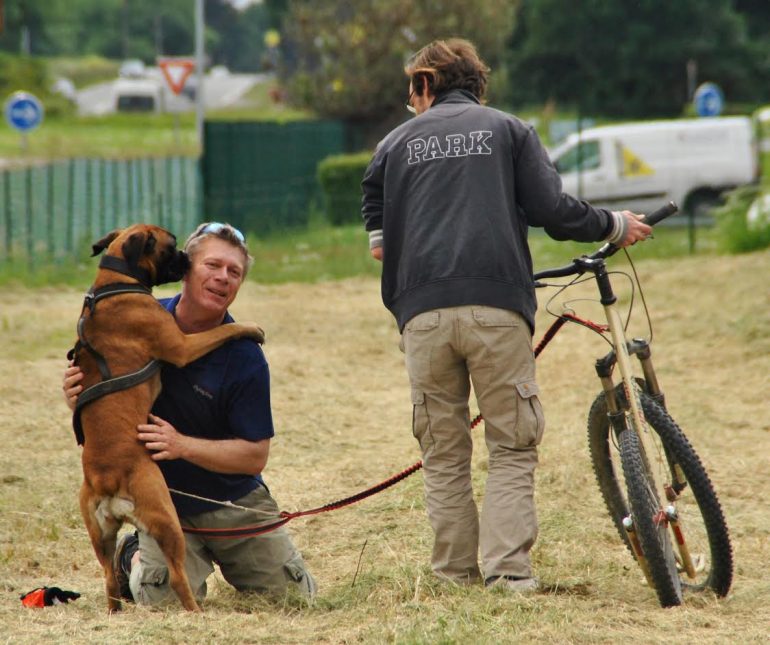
[196,222,246,244]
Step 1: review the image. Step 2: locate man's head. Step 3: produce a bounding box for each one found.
[404,38,490,110]
[181,222,252,317]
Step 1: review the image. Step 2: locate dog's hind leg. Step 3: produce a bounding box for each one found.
[150,521,202,612]
[131,472,202,612]
[79,483,123,613]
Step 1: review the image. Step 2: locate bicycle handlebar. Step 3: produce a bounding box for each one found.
[533,201,678,282]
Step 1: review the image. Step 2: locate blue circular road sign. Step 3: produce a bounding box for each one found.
[5,91,44,132]
[693,82,724,117]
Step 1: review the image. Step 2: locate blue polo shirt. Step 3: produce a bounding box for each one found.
[152,295,274,516]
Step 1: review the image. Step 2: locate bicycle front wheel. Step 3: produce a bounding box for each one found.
[618,422,682,606]
[587,385,733,602]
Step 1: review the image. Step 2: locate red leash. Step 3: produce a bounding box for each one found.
[182,315,575,539]
[182,461,425,539]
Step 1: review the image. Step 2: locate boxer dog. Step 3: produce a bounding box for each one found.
[71,224,264,612]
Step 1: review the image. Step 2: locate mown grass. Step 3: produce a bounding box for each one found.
[1,250,768,643]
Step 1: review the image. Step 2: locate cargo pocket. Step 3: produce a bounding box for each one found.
[513,380,545,448]
[405,310,440,332]
[471,307,520,328]
[283,554,316,598]
[134,561,172,606]
[411,388,432,449]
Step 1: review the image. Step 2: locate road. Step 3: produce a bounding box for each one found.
[76,70,269,116]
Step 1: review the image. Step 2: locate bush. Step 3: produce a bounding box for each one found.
[317,151,372,226]
[715,185,770,253]
[0,53,76,118]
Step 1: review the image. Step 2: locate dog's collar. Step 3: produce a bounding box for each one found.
[99,255,153,288]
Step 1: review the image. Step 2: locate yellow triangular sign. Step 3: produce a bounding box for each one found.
[622,146,655,177]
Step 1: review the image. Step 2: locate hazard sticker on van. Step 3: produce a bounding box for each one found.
[621,147,655,177]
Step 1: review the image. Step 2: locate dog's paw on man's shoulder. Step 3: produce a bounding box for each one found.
[236,322,265,345]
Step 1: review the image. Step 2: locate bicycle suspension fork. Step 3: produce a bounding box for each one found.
[590,260,698,580]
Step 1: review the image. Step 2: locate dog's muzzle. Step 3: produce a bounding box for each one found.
[157,250,190,284]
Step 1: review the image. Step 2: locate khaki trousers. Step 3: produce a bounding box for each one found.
[129,486,316,605]
[402,306,544,583]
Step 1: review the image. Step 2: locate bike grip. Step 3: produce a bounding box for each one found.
[643,201,678,226]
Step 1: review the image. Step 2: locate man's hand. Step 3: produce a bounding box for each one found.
[137,414,187,461]
[617,210,653,248]
[63,362,84,412]
[370,246,383,261]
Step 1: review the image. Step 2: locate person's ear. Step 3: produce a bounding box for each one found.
[413,73,430,96]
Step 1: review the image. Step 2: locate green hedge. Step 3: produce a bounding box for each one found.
[317,151,372,226]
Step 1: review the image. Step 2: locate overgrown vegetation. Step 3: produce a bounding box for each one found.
[715,185,770,253]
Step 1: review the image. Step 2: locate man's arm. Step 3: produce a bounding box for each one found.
[361,149,386,261]
[137,414,270,476]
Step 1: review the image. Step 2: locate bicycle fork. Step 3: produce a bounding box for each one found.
[595,305,698,581]
[584,250,700,582]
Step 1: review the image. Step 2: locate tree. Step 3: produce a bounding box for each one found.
[279,0,517,127]
[507,0,762,119]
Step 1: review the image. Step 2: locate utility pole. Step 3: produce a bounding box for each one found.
[195,0,205,153]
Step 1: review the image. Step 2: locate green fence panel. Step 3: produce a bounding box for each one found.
[202,120,348,236]
[0,156,200,266]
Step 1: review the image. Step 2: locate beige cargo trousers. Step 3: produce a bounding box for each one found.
[402,305,544,584]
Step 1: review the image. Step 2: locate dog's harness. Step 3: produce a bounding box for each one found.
[68,256,161,446]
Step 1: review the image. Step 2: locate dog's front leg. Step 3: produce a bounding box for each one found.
[155,322,265,367]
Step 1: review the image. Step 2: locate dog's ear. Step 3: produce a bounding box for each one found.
[122,230,157,267]
[91,230,121,257]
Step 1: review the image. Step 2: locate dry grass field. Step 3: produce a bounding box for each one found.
[1,249,769,644]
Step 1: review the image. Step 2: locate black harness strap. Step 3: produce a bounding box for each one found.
[69,281,159,446]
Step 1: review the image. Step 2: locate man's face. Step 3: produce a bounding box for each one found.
[182,237,247,317]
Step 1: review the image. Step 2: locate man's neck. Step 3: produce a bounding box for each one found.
[174,295,225,333]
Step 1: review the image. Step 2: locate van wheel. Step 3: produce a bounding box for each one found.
[686,191,722,219]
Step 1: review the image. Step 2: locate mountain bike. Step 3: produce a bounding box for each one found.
[532,202,733,607]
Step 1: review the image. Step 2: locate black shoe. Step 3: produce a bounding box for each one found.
[113,531,139,603]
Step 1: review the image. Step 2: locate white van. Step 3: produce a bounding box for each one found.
[550,117,759,218]
[113,78,164,113]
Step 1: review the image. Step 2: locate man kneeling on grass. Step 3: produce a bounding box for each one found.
[63,222,316,605]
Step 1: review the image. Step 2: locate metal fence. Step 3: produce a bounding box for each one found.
[202,120,354,235]
[0,156,200,266]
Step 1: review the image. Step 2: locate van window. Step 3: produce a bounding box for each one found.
[117,94,156,112]
[554,140,600,173]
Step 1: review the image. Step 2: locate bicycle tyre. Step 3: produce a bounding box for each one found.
[618,424,682,607]
[588,385,733,599]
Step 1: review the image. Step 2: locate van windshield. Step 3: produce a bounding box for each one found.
[554,140,600,173]
[117,95,155,112]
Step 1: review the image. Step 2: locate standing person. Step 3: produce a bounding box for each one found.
[63,222,316,606]
[361,38,651,592]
